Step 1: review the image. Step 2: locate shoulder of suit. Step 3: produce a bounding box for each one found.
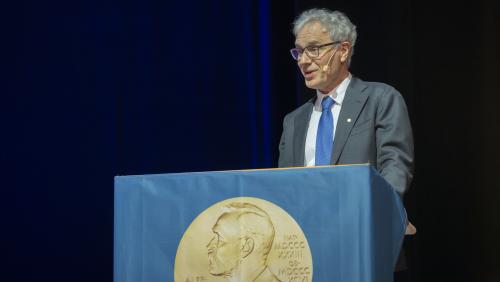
[283,98,314,119]
[351,77,403,99]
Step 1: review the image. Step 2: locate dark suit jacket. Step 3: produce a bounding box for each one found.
[278,76,414,195]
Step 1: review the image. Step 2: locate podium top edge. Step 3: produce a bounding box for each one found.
[114,163,371,179]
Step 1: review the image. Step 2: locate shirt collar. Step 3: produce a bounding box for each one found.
[314,73,352,110]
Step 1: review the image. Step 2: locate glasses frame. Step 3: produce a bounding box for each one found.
[290,41,341,61]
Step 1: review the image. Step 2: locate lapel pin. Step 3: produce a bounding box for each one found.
[347,118,352,123]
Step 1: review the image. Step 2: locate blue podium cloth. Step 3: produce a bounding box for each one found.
[114,164,406,282]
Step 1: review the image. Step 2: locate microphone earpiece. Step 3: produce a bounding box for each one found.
[322,49,337,73]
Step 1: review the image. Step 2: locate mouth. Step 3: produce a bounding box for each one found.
[303,69,317,79]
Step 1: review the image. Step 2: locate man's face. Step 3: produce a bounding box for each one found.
[295,21,344,93]
[206,215,241,276]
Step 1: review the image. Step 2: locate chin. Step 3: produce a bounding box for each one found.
[305,84,323,91]
[304,78,325,90]
[304,81,318,90]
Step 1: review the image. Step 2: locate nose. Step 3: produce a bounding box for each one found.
[297,52,311,67]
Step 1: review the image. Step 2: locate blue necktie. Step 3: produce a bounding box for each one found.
[315,96,335,166]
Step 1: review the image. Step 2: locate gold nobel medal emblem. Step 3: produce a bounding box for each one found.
[174,197,313,282]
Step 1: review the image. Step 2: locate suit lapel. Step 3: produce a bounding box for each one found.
[331,77,369,164]
[293,99,314,166]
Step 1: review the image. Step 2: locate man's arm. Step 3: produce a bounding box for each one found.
[278,114,292,168]
[375,87,414,195]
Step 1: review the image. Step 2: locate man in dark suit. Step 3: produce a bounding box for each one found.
[278,8,414,279]
[279,8,414,195]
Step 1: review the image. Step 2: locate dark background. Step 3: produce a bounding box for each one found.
[3,0,499,281]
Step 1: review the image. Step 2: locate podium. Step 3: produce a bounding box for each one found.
[114,164,406,282]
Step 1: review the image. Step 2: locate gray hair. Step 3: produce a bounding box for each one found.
[293,8,357,65]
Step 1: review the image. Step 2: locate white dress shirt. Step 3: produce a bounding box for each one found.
[304,74,352,166]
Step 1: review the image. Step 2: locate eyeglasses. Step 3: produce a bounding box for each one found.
[290,41,340,61]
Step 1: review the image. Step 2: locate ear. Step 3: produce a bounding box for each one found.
[241,237,254,258]
[340,42,350,63]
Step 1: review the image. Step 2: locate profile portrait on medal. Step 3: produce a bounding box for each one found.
[206,202,281,282]
[174,197,312,282]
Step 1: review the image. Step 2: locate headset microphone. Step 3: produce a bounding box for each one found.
[322,50,337,72]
